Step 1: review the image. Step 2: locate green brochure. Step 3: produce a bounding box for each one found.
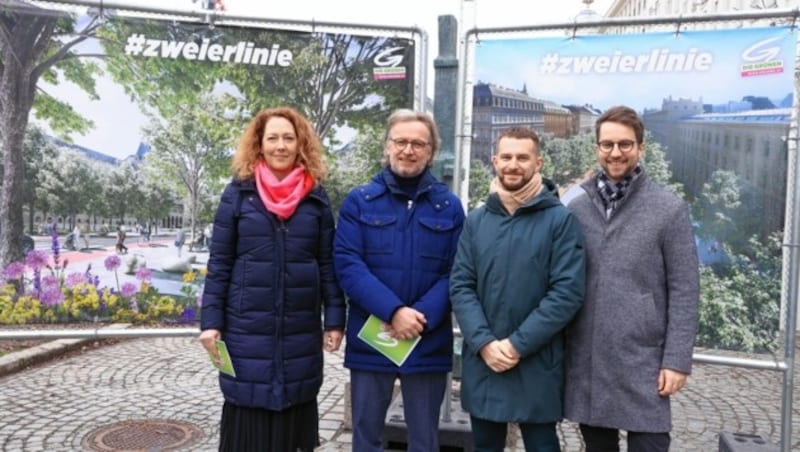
[211,340,236,377]
[357,314,421,366]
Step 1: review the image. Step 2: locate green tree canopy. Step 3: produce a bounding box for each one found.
[0,6,103,263]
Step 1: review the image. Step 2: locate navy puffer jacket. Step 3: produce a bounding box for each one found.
[201,178,345,410]
[334,169,464,373]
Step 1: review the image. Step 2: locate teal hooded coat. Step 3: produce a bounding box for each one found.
[449,179,585,423]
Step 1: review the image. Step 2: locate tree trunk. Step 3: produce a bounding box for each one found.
[0,64,34,265]
[0,13,57,265]
[26,200,35,235]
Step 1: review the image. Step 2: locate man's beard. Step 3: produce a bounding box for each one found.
[499,172,530,191]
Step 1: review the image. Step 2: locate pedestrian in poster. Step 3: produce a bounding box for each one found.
[143,223,152,242]
[72,224,89,250]
[115,225,128,254]
[564,105,700,452]
[203,223,213,249]
[199,106,345,452]
[333,109,464,452]
[174,228,185,257]
[449,126,585,451]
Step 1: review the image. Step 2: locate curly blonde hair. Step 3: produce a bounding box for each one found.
[231,106,328,183]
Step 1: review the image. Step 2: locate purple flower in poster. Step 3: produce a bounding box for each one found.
[65,272,85,288]
[135,267,152,282]
[39,287,64,306]
[25,250,49,270]
[51,224,60,266]
[120,282,137,298]
[32,268,41,295]
[41,274,59,290]
[2,262,25,280]
[180,308,196,323]
[104,255,121,272]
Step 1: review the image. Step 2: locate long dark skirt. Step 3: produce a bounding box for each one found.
[218,399,319,452]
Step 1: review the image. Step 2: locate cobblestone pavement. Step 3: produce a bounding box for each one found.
[0,335,798,451]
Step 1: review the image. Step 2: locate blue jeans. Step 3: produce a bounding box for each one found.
[350,370,447,452]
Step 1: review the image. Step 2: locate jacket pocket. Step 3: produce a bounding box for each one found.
[357,214,397,254]
[417,216,458,260]
[637,292,663,347]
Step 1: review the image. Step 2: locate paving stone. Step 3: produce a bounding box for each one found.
[0,332,798,451]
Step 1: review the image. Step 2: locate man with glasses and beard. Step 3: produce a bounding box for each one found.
[334,109,465,452]
[450,126,585,451]
[564,105,699,452]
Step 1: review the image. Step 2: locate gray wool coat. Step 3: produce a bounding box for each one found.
[563,170,699,433]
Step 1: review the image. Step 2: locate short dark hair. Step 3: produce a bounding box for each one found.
[595,105,644,144]
[494,126,540,154]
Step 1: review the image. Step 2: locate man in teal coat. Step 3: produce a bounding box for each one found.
[450,126,585,451]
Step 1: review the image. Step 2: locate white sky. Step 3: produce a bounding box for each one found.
[36,0,614,159]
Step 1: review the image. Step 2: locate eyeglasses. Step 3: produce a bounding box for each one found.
[389,138,431,152]
[597,139,637,153]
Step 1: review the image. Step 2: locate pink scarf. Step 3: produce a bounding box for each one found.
[254,161,314,220]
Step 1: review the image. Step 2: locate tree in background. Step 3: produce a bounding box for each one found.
[641,132,683,196]
[144,94,235,246]
[697,232,782,352]
[325,123,384,215]
[106,162,144,226]
[19,126,58,234]
[134,163,180,234]
[540,133,595,188]
[694,170,741,242]
[0,7,102,263]
[37,150,102,229]
[467,159,492,211]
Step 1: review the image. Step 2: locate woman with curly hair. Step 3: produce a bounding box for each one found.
[199,106,345,451]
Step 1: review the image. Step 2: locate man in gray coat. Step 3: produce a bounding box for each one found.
[564,105,699,452]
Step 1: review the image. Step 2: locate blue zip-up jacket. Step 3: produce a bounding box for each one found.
[201,178,345,410]
[334,168,464,373]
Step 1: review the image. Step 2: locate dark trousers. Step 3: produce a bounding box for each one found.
[470,416,560,452]
[350,370,447,452]
[580,423,671,452]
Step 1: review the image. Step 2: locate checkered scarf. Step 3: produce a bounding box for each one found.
[596,164,643,217]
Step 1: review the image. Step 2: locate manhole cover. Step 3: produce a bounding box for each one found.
[81,419,204,451]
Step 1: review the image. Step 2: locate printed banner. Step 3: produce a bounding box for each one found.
[471,26,796,352]
[1,3,416,326]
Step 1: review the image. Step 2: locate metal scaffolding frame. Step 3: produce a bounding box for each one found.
[454,8,799,451]
[1,2,799,450]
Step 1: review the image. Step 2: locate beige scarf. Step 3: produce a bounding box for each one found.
[489,172,543,215]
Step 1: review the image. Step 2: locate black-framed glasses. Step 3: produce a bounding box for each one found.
[597,139,637,153]
[389,138,430,152]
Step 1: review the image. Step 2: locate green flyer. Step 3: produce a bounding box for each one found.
[357,314,421,366]
[210,340,236,377]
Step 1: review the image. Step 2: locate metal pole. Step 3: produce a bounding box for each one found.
[31,0,426,36]
[417,29,428,112]
[0,327,199,340]
[777,32,800,451]
[692,353,787,372]
[464,8,800,36]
